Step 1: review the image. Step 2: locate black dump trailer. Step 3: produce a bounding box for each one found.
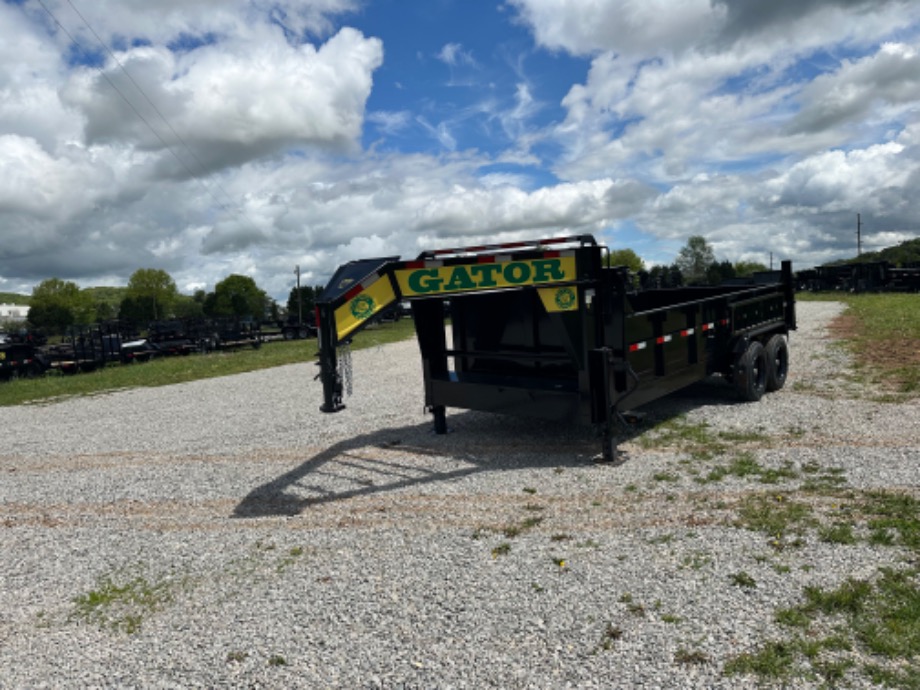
[316,235,796,461]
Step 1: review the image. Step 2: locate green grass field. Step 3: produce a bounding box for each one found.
[798,292,920,394]
[0,318,417,407]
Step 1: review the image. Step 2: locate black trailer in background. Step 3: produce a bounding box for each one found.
[316,236,796,461]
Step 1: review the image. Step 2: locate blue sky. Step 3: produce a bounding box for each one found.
[1,0,919,301]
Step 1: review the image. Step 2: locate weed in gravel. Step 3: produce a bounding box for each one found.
[639,417,773,461]
[596,623,623,652]
[652,471,680,482]
[700,453,799,485]
[520,515,544,530]
[275,546,307,573]
[724,640,797,679]
[674,647,710,665]
[679,550,712,570]
[646,533,674,545]
[491,542,511,558]
[72,572,180,634]
[861,491,920,551]
[226,651,248,663]
[618,594,646,616]
[731,571,757,589]
[268,655,287,667]
[819,522,858,545]
[729,567,920,687]
[499,514,545,539]
[577,538,601,549]
[637,417,728,459]
[735,493,816,546]
[800,463,849,493]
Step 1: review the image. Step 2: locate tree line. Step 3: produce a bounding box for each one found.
[22,269,324,336]
[607,235,768,287]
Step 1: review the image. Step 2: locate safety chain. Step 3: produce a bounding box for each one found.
[337,343,353,397]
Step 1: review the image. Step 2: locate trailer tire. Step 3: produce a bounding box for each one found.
[764,334,789,392]
[734,340,767,402]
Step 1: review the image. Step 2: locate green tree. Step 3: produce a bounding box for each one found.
[605,248,647,273]
[734,261,769,277]
[605,249,647,290]
[173,294,205,319]
[706,260,736,285]
[647,264,684,288]
[675,236,716,285]
[28,278,94,334]
[207,274,267,317]
[118,296,155,327]
[286,285,323,323]
[125,268,178,321]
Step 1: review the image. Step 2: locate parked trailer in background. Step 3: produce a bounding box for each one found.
[316,235,796,462]
[0,334,49,381]
[796,260,920,293]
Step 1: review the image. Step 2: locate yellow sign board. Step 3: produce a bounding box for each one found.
[537,286,579,313]
[334,276,397,341]
[395,256,576,297]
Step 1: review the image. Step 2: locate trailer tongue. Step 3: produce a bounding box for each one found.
[316,235,796,462]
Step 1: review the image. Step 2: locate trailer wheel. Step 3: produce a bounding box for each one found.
[734,340,767,402]
[764,334,789,392]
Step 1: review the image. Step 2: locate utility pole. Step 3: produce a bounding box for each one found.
[857,213,862,257]
[295,265,302,326]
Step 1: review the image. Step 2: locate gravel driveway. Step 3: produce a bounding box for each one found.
[1,301,917,688]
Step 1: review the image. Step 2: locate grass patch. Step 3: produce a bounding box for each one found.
[861,491,920,551]
[638,416,771,458]
[491,542,511,558]
[729,568,920,687]
[595,623,624,652]
[71,572,180,634]
[701,453,799,485]
[0,319,417,406]
[727,486,920,687]
[731,571,757,589]
[674,647,710,665]
[735,493,816,546]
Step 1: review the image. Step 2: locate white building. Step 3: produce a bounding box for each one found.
[0,303,30,324]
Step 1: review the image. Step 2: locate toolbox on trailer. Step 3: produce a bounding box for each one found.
[316,235,796,461]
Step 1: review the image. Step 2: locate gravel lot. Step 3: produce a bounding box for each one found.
[1,301,917,688]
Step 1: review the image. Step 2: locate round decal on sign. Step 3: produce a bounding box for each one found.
[554,287,576,310]
[350,294,376,319]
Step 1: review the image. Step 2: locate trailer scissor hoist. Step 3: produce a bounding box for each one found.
[316,235,796,462]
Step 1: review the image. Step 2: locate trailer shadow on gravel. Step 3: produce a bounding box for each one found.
[232,377,746,519]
